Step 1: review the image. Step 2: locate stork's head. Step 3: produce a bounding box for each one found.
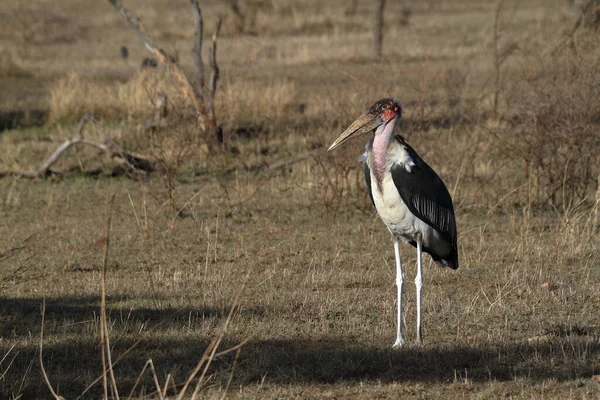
[328,98,402,151]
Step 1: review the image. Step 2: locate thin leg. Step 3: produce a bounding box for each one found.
[392,239,405,348]
[415,239,423,345]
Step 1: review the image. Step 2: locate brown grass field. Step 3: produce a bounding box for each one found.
[1,0,600,398]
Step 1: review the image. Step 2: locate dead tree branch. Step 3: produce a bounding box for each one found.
[0,116,154,179]
[208,18,222,145]
[109,0,222,145]
[191,0,205,101]
[108,0,207,129]
[374,0,387,57]
[492,0,505,117]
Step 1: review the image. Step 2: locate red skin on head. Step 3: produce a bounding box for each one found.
[383,108,397,122]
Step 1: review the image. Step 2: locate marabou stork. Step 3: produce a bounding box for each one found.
[327,98,458,348]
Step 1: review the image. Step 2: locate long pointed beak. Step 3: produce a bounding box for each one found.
[327,112,384,151]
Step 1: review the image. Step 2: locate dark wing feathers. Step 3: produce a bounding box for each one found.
[389,138,457,250]
[363,162,375,207]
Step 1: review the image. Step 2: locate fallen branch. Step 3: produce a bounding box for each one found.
[0,116,154,179]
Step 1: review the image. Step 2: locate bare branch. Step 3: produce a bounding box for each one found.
[374,0,387,57]
[107,0,208,129]
[208,18,222,117]
[206,17,223,146]
[190,0,205,101]
[38,136,84,173]
[107,0,156,52]
[492,0,505,117]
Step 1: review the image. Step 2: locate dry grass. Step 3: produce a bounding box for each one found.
[1,0,600,399]
[47,69,186,124]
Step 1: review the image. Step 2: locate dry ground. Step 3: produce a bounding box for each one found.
[1,0,599,398]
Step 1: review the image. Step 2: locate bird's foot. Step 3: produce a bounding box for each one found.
[392,338,405,349]
[415,337,423,346]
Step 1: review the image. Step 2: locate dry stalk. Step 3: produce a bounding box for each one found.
[220,347,242,400]
[39,299,64,400]
[126,359,164,400]
[176,269,251,400]
[0,345,16,381]
[100,193,118,400]
[79,257,252,399]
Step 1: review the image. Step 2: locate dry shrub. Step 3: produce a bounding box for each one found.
[502,48,600,209]
[147,118,203,217]
[310,139,370,216]
[47,69,186,124]
[555,187,600,255]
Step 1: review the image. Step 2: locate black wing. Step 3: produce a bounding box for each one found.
[363,161,375,207]
[390,137,457,250]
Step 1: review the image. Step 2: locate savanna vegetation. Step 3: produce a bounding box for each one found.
[0,0,599,398]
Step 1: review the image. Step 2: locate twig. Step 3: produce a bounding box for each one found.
[39,299,64,400]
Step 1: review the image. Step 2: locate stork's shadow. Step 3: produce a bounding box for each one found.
[1,295,598,398]
[238,336,599,384]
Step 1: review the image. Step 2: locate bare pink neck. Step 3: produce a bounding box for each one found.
[371,118,397,182]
